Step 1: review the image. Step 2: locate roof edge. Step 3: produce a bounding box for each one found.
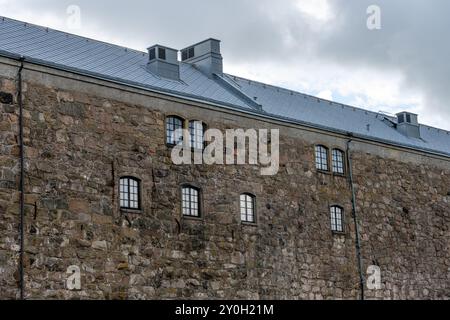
[226,73,450,135]
[1,51,449,159]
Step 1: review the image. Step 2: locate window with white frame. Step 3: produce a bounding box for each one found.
[240,194,256,223]
[166,116,184,146]
[120,177,140,210]
[330,206,344,233]
[189,120,205,150]
[332,149,345,174]
[315,145,329,171]
[182,185,200,217]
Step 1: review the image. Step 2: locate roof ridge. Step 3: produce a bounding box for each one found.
[420,124,450,134]
[226,73,383,116]
[0,15,147,56]
[226,73,450,132]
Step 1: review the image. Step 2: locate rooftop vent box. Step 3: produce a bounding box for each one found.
[396,112,421,139]
[147,45,180,80]
[181,39,223,78]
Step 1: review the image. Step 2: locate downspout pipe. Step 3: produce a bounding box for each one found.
[346,137,365,300]
[17,56,25,300]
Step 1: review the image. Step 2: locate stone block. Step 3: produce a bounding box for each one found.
[59,101,86,118]
[92,241,108,251]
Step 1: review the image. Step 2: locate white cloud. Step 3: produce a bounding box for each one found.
[295,0,333,21]
[317,90,334,101]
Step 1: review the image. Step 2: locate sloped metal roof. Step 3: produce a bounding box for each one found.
[0,17,253,111]
[0,16,449,157]
[226,75,450,157]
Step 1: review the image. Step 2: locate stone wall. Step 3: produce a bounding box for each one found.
[0,62,449,300]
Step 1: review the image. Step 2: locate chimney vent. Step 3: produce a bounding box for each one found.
[181,39,223,77]
[396,111,421,139]
[147,45,180,81]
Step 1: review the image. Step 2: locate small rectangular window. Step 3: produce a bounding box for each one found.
[182,50,188,61]
[166,116,184,146]
[189,121,205,150]
[330,206,344,233]
[182,47,195,61]
[398,114,405,124]
[158,48,166,60]
[120,177,141,210]
[332,149,345,174]
[182,186,200,217]
[406,114,411,123]
[149,48,156,60]
[188,47,195,59]
[240,194,256,223]
[315,145,329,171]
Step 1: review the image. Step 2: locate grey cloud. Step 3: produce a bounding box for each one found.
[315,0,450,126]
[5,0,450,128]
[12,0,315,61]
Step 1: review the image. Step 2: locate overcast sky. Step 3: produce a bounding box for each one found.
[1,0,449,130]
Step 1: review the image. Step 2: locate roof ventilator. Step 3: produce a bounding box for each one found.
[147,44,180,81]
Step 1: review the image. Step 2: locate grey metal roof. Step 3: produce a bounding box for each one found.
[226,75,450,157]
[1,16,449,157]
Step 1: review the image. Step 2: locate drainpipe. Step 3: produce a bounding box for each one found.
[346,137,365,301]
[17,57,25,300]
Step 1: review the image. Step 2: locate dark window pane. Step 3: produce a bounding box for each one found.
[240,194,255,223]
[182,50,188,61]
[149,48,156,60]
[315,146,329,171]
[182,186,200,217]
[188,47,195,59]
[332,149,345,174]
[189,121,205,150]
[120,177,140,210]
[330,206,344,232]
[158,48,166,60]
[166,116,184,145]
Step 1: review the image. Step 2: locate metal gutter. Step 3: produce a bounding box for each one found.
[346,138,365,301]
[16,56,25,300]
[0,50,449,160]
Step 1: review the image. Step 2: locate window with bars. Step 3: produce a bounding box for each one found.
[181,47,195,61]
[330,206,344,233]
[149,48,156,60]
[332,149,345,174]
[315,145,329,171]
[166,116,184,146]
[240,194,256,223]
[189,120,205,150]
[158,47,166,60]
[182,186,200,217]
[120,177,140,210]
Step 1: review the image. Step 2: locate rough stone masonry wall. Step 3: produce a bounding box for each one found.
[0,67,449,300]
